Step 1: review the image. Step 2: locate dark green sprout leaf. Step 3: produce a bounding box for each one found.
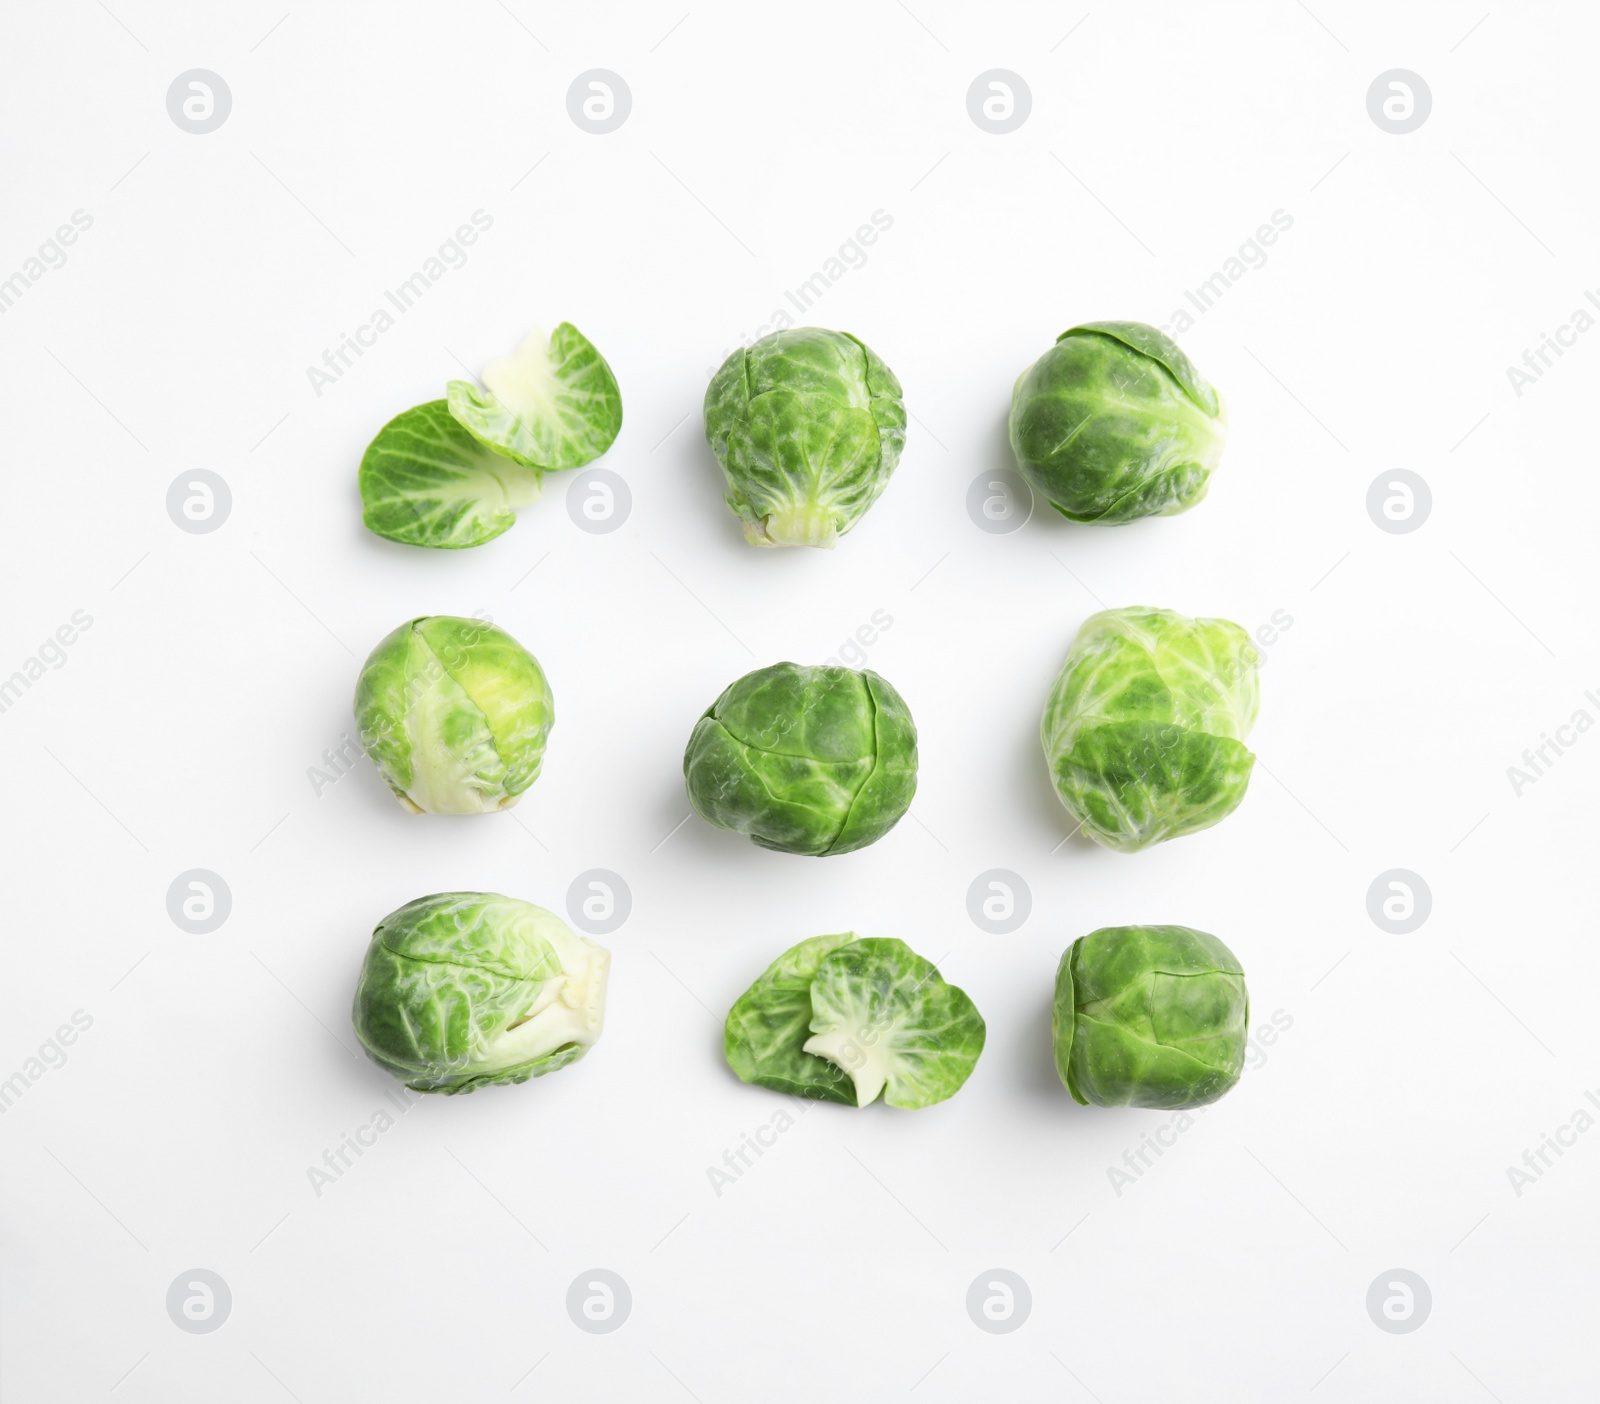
[724,934,985,1109]
[724,933,860,1104]
[804,938,986,1109]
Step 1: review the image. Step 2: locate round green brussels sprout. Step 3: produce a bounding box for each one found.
[1053,925,1248,1108]
[354,616,554,815]
[353,892,610,1094]
[1009,321,1226,524]
[703,327,906,548]
[1041,607,1259,852]
[683,662,917,855]
[725,932,985,1109]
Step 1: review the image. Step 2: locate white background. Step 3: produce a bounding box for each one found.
[1,1,1595,1399]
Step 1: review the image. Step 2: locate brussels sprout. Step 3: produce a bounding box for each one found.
[1041,607,1258,852]
[726,933,985,1109]
[1009,321,1226,524]
[359,400,542,549]
[353,892,610,1094]
[1053,925,1247,1108]
[447,322,622,472]
[354,616,554,815]
[703,327,906,548]
[683,662,917,855]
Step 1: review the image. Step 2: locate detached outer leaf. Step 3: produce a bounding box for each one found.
[803,938,985,1109]
[358,400,542,549]
[1053,925,1248,1109]
[724,933,859,1104]
[1041,607,1259,851]
[447,322,622,471]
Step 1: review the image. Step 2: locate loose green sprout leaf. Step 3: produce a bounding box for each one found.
[683,662,917,856]
[354,616,554,815]
[703,327,906,548]
[352,892,609,1094]
[358,399,542,549]
[724,934,985,1109]
[447,322,622,471]
[803,939,986,1109]
[1053,925,1248,1108]
[1009,321,1226,524]
[1041,607,1259,852]
[724,932,859,1104]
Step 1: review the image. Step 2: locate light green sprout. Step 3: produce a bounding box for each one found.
[354,616,554,815]
[1041,607,1259,852]
[703,327,906,548]
[353,892,610,1094]
[726,934,985,1109]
